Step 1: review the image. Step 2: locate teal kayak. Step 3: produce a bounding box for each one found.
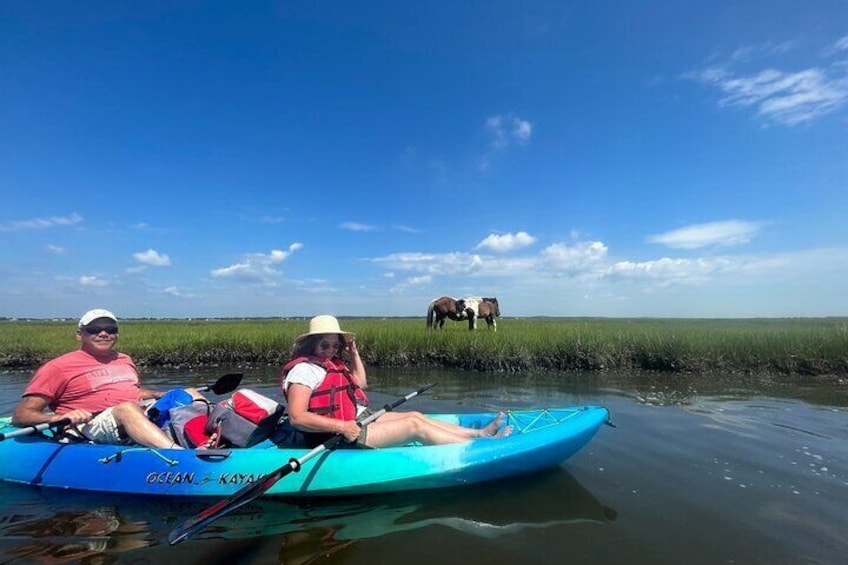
[0,407,610,497]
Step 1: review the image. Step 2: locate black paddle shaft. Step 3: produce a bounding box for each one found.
[167,383,435,545]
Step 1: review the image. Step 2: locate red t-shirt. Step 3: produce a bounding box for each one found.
[23,349,141,414]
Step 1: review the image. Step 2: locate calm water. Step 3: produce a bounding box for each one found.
[1,367,846,565]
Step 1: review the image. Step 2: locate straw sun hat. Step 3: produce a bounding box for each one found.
[294,315,354,344]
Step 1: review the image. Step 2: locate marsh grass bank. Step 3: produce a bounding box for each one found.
[1,318,846,378]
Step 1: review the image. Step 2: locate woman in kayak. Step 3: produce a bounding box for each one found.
[281,315,511,448]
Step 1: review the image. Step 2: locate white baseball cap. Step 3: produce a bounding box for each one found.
[78,309,118,328]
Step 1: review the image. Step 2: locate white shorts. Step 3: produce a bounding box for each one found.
[63,407,130,445]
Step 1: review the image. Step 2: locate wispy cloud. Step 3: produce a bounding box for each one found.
[79,275,108,287]
[475,231,537,253]
[690,37,848,125]
[259,215,286,224]
[648,220,764,249]
[392,224,420,233]
[539,241,609,273]
[340,222,379,232]
[46,244,66,254]
[163,286,198,298]
[340,222,420,233]
[729,40,796,62]
[369,229,832,295]
[133,249,172,267]
[0,213,83,232]
[604,256,735,288]
[485,114,533,148]
[824,35,848,56]
[389,275,433,294]
[210,243,302,283]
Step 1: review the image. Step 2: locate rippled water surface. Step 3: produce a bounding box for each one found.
[1,367,846,564]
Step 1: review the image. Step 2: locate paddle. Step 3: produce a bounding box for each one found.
[0,417,74,442]
[168,382,436,545]
[194,372,243,395]
[0,372,244,442]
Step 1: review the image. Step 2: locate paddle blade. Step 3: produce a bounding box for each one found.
[206,373,243,395]
[168,463,294,545]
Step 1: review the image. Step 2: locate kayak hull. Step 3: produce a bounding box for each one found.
[0,407,609,497]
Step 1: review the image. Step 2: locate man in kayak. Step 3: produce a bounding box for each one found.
[281,315,511,447]
[11,308,203,449]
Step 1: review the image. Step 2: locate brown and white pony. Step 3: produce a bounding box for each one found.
[462,297,501,331]
[426,296,469,329]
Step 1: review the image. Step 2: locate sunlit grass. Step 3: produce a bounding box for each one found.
[1,317,846,376]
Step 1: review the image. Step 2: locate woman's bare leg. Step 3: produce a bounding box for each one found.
[365,416,473,448]
[378,411,506,438]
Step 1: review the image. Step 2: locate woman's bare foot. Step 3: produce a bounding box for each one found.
[479,412,505,437]
[493,425,513,438]
[198,432,219,449]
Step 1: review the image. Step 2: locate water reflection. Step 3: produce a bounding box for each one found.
[0,468,614,563]
[0,505,151,564]
[207,467,616,540]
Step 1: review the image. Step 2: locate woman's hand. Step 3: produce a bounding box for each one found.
[336,419,361,443]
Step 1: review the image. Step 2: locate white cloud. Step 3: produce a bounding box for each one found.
[648,220,764,249]
[371,252,485,276]
[270,243,302,262]
[389,275,433,294]
[605,256,735,287]
[475,231,537,253]
[539,241,609,272]
[691,50,848,125]
[513,119,533,142]
[0,212,83,232]
[730,40,796,62]
[133,249,172,267]
[368,232,837,300]
[830,36,848,53]
[392,224,420,233]
[485,114,533,148]
[210,243,302,283]
[164,286,198,298]
[340,222,379,232]
[79,275,108,287]
[46,244,66,254]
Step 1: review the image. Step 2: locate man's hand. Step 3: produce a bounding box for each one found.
[53,409,93,425]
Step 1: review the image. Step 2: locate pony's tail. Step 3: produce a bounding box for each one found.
[426,302,435,328]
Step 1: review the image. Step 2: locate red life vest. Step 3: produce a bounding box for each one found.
[281,356,369,421]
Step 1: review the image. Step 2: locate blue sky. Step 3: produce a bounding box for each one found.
[1,1,847,319]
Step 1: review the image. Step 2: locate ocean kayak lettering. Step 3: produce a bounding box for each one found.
[144,472,258,486]
[217,473,258,485]
[146,471,196,484]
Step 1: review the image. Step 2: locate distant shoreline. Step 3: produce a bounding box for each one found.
[2,318,846,379]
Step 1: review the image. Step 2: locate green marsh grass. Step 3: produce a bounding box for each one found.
[1,317,846,377]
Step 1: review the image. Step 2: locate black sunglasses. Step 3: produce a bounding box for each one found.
[83,325,119,335]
